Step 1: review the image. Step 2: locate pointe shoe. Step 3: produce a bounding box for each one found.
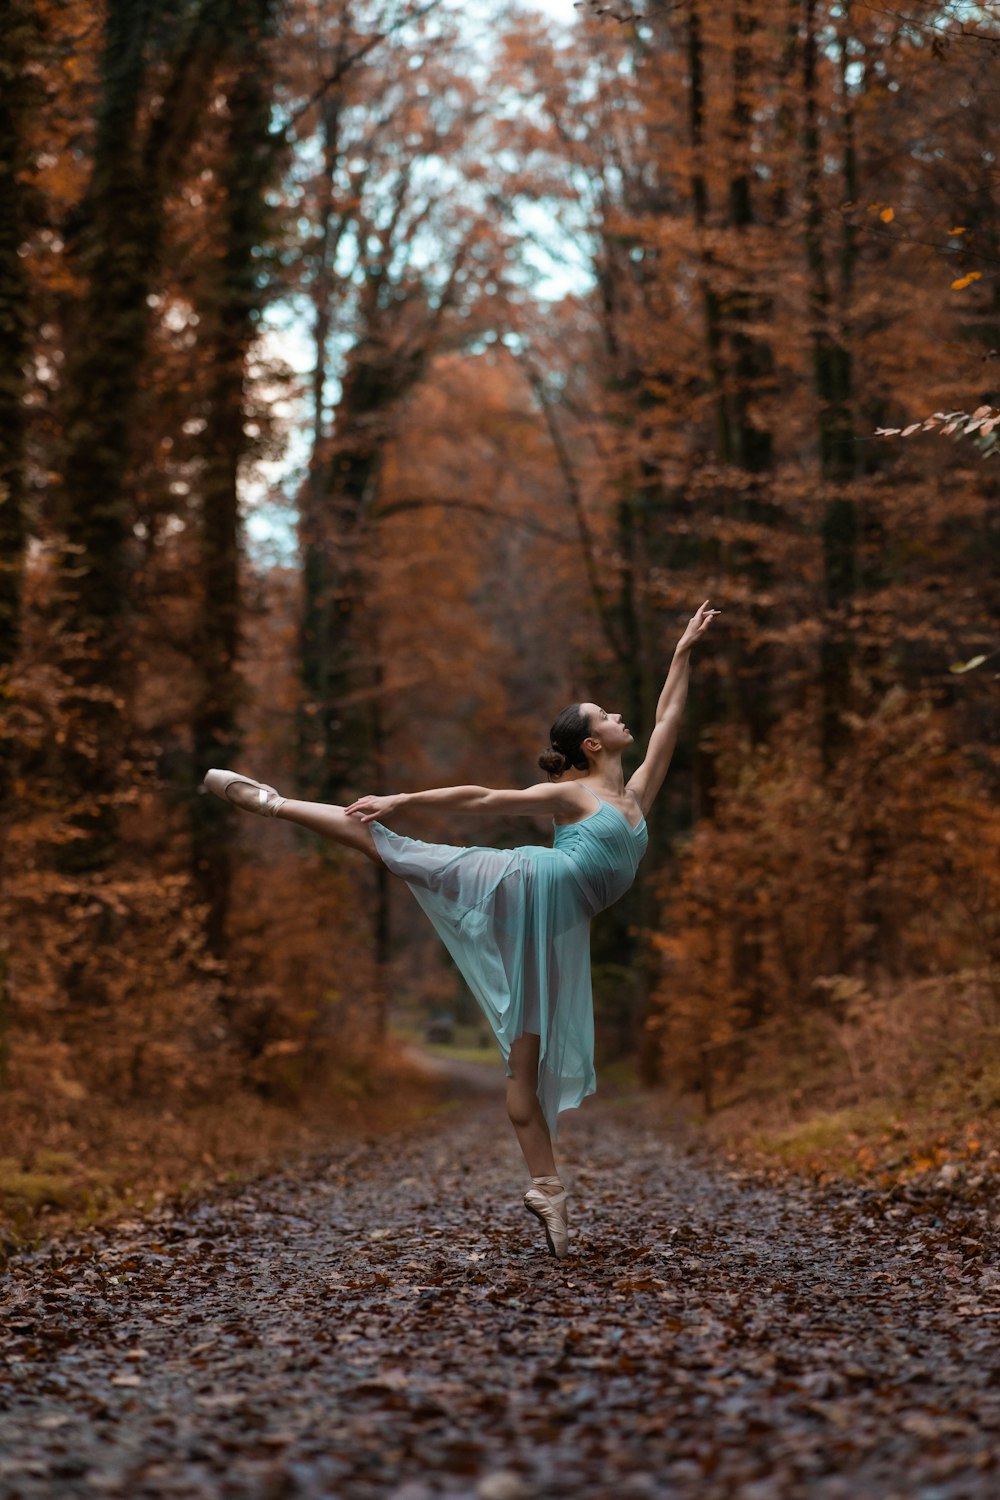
[524,1175,569,1258]
[203,768,287,817]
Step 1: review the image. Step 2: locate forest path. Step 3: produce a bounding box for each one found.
[2,1085,999,1500]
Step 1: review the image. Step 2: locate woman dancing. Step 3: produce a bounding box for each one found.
[204,599,719,1257]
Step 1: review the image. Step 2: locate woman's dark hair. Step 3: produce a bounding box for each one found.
[538,704,593,778]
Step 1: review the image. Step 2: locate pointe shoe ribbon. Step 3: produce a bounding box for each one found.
[524,1174,569,1258]
[203,769,286,817]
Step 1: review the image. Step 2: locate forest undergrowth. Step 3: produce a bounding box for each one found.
[679,968,1000,1198]
[7,960,999,1263]
[0,1040,443,1261]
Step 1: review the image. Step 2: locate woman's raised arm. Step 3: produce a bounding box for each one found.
[626,600,720,816]
[345,780,588,825]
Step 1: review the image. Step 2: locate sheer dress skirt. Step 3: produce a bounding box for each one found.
[369,824,597,1138]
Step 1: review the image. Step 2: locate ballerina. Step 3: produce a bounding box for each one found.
[204,599,719,1256]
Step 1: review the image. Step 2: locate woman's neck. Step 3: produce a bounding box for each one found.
[587,758,625,795]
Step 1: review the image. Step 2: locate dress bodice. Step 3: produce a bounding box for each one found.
[552,794,648,915]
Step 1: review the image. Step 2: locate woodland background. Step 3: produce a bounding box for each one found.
[1,0,998,1236]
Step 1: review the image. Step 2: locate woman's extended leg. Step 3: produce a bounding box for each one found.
[506,1032,558,1180]
[218,779,384,865]
[275,797,384,865]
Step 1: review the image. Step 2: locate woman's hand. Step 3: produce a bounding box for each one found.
[678,598,721,650]
[344,793,406,824]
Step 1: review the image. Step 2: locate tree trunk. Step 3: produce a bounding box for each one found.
[55,0,158,872]
[769,0,800,225]
[190,0,282,955]
[55,0,237,873]
[726,0,774,476]
[682,0,726,816]
[687,0,730,462]
[299,397,383,805]
[370,643,391,1038]
[297,92,345,803]
[299,308,442,805]
[0,0,32,786]
[0,0,35,1094]
[803,0,857,770]
[724,0,778,749]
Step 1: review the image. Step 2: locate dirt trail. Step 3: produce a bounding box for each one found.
[2,1078,999,1500]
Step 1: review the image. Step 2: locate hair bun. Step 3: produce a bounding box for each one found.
[538,746,568,776]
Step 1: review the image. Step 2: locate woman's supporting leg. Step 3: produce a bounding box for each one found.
[275,798,384,866]
[506,1032,559,1182]
[511,1034,569,1255]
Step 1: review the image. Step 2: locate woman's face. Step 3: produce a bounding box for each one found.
[579,702,633,757]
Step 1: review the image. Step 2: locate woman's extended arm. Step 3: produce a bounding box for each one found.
[626,599,720,815]
[345,780,587,825]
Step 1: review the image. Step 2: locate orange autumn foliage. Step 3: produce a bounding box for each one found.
[648,690,1000,1083]
[3,0,1000,1219]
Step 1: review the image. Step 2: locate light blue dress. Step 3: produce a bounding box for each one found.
[369,786,648,1137]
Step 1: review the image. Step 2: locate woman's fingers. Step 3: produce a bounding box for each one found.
[691,601,721,634]
[347,794,387,823]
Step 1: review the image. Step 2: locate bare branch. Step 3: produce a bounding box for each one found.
[514,351,628,664]
[573,0,643,23]
[272,0,445,147]
[373,495,574,544]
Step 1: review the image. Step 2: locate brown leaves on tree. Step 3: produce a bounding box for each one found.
[876,404,1000,444]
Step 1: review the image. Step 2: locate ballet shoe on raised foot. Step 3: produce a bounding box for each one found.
[523,1175,569,1259]
[203,768,287,818]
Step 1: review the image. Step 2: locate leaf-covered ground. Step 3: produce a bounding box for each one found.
[2,1074,999,1500]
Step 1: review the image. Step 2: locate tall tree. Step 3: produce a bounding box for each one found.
[723,0,774,475]
[0,0,36,1087]
[685,0,729,463]
[802,0,857,770]
[720,0,779,750]
[0,0,34,782]
[293,19,492,805]
[55,0,252,873]
[190,0,284,954]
